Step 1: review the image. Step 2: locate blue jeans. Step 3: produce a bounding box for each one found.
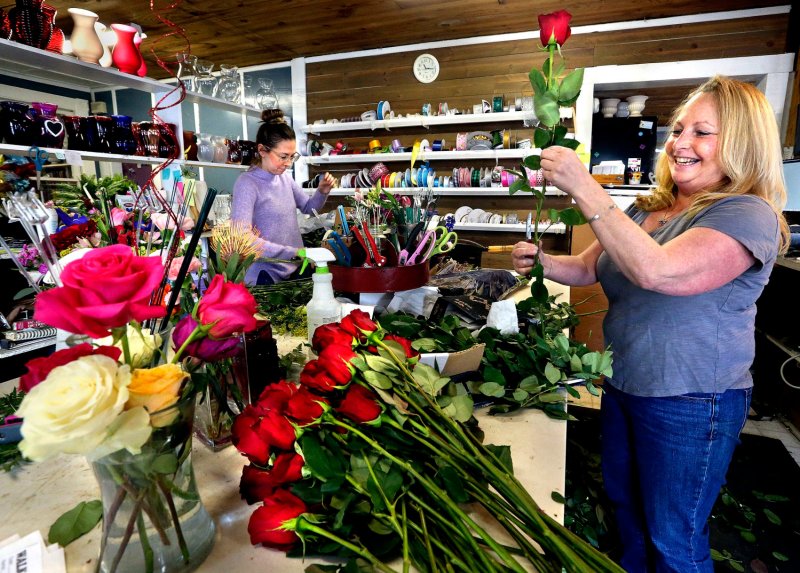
[600,383,751,573]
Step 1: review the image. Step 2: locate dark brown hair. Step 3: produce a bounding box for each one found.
[255,109,295,151]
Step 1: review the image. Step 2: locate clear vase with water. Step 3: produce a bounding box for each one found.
[255,78,279,109]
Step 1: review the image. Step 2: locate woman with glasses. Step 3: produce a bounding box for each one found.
[232,109,336,285]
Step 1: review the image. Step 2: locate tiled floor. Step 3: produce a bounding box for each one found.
[569,387,800,469]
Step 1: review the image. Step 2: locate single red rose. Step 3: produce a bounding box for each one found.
[311,323,353,353]
[34,244,166,338]
[255,409,297,451]
[256,381,297,412]
[538,9,572,47]
[285,386,328,425]
[339,309,377,342]
[336,384,382,424]
[299,360,340,394]
[20,343,121,392]
[197,274,258,338]
[317,344,356,386]
[172,315,240,362]
[232,407,271,466]
[248,489,307,549]
[384,334,419,359]
[239,453,305,504]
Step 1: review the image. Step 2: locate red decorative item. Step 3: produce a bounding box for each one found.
[133,30,147,77]
[110,23,142,75]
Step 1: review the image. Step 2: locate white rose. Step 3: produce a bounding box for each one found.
[17,355,152,461]
[95,325,163,368]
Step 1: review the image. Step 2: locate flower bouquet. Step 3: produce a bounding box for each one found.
[15,243,261,573]
[233,310,624,572]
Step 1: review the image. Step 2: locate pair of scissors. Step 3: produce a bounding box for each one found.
[323,229,351,266]
[397,220,426,266]
[28,146,48,200]
[337,205,350,236]
[424,227,458,261]
[352,223,386,267]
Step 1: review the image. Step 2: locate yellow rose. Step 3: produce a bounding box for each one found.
[95,325,162,368]
[17,355,151,461]
[127,364,187,427]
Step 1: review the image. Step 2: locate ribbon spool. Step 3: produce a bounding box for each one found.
[368,139,382,153]
[421,103,432,116]
[391,139,402,152]
[361,110,377,121]
[456,132,467,151]
[490,130,504,149]
[377,100,391,120]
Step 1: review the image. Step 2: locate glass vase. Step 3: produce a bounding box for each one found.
[91,396,215,573]
[193,60,216,97]
[214,64,240,103]
[193,355,243,451]
[255,78,278,110]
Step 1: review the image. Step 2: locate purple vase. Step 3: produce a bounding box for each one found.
[0,101,35,145]
[62,115,84,151]
[30,102,64,148]
[110,115,137,155]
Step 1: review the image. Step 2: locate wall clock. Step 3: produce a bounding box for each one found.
[413,53,440,83]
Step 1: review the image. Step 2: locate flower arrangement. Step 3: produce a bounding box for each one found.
[17,243,46,273]
[15,243,260,572]
[232,310,623,572]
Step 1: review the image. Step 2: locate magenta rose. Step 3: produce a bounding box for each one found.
[239,453,304,504]
[172,315,239,362]
[34,244,166,338]
[248,489,307,549]
[311,323,353,353]
[339,309,377,342]
[197,275,258,338]
[20,343,121,392]
[336,384,382,424]
[538,9,572,47]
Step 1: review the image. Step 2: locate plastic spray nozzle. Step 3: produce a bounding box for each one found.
[299,247,336,274]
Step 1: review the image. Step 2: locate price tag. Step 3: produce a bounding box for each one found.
[639,120,654,130]
[64,151,82,166]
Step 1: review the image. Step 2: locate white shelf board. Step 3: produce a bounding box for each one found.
[180,90,263,115]
[454,222,566,234]
[0,337,55,359]
[304,149,530,164]
[0,143,169,165]
[321,186,565,197]
[301,111,537,134]
[184,160,249,170]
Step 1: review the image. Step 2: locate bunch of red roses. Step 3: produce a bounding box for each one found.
[231,310,622,573]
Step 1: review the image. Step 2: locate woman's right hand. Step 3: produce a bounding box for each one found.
[511,241,541,276]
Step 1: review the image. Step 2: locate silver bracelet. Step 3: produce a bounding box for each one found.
[589,203,617,222]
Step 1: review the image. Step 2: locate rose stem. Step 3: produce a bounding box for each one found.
[136,512,155,573]
[108,496,145,573]
[157,478,190,563]
[95,486,128,573]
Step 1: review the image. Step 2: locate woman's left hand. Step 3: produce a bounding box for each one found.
[540,146,596,198]
[318,172,337,195]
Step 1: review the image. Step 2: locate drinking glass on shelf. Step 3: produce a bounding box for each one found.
[243,76,255,108]
[176,52,197,89]
[194,59,216,96]
[255,78,279,109]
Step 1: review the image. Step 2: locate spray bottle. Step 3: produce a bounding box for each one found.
[298,248,342,349]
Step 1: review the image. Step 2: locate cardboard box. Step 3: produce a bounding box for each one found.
[592,173,625,185]
[419,343,485,376]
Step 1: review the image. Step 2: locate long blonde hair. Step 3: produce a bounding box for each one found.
[635,75,790,253]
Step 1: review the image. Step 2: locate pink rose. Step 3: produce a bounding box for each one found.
[171,315,240,362]
[110,207,130,226]
[168,256,201,281]
[197,275,257,338]
[34,245,166,338]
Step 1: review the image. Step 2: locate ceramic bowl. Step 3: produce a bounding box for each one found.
[627,95,649,117]
[600,98,620,118]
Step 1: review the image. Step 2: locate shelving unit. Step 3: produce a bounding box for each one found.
[319,187,565,197]
[301,111,538,134]
[304,149,532,164]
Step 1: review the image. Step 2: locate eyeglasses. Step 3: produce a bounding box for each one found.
[268,149,301,164]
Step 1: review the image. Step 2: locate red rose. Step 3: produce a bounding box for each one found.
[248,489,307,549]
[311,323,353,353]
[20,343,121,392]
[34,245,166,338]
[317,344,356,386]
[384,334,419,359]
[256,381,297,411]
[240,453,305,504]
[232,408,271,466]
[172,315,240,362]
[339,309,377,342]
[299,360,339,394]
[285,386,328,425]
[256,409,297,451]
[197,275,258,338]
[538,9,572,47]
[336,384,382,424]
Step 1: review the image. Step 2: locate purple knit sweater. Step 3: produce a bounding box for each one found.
[231,167,327,284]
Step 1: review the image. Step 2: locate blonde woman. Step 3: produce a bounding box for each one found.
[513,76,788,572]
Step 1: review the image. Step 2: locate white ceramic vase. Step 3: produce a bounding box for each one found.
[627,95,649,117]
[600,98,620,118]
[94,22,114,67]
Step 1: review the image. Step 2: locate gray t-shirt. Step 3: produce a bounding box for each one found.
[597,195,780,397]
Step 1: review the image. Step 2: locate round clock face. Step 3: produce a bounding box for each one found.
[413,54,440,84]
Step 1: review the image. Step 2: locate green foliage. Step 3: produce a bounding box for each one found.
[0,388,26,472]
[48,500,103,546]
[250,278,313,335]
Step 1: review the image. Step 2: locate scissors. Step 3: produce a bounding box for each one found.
[352,223,386,267]
[397,220,426,266]
[337,205,350,236]
[404,227,457,266]
[28,146,48,200]
[323,229,351,266]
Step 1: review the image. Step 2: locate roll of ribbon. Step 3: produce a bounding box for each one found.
[490,130,503,149]
[377,100,391,120]
[515,96,523,111]
[421,103,432,116]
[368,139,382,152]
[360,111,376,121]
[431,139,443,152]
[501,170,509,187]
[321,142,334,155]
[420,138,431,151]
[471,168,480,187]
[456,132,467,151]
[391,139,402,152]
[503,131,510,149]
[335,141,345,151]
[438,102,449,116]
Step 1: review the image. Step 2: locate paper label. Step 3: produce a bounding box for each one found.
[639,120,654,130]
[64,151,82,166]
